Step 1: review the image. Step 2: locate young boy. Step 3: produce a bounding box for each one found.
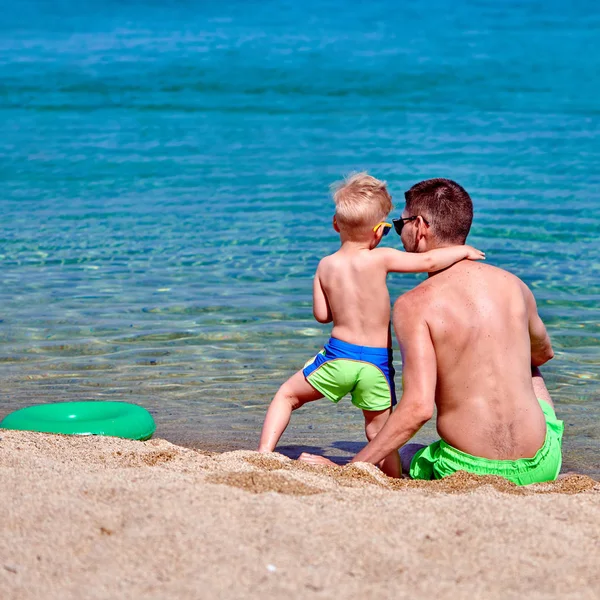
[257,173,484,477]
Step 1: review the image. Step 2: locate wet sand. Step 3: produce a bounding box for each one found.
[1,430,599,599]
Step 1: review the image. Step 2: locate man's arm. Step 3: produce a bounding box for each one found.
[350,294,437,466]
[522,282,554,366]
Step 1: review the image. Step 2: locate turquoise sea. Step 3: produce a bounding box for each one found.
[1,0,598,477]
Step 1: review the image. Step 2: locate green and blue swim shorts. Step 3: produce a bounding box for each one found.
[409,398,564,486]
[302,337,396,412]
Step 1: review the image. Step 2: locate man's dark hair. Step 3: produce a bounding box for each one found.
[404,178,473,244]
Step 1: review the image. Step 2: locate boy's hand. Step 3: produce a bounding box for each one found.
[464,246,485,261]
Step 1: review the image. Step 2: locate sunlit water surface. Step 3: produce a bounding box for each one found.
[0,0,598,477]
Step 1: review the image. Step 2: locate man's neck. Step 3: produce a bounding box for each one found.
[423,242,465,278]
[427,255,467,278]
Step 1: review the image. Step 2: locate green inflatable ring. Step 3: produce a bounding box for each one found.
[0,401,156,441]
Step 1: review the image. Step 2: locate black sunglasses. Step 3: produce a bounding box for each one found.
[392,215,430,236]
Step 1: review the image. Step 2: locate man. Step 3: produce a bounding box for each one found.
[300,178,563,485]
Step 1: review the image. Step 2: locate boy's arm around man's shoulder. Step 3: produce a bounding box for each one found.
[375,245,485,274]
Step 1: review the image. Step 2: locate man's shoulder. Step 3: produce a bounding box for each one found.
[394,262,527,310]
[472,262,530,295]
[477,261,524,280]
[393,281,433,315]
[392,285,434,340]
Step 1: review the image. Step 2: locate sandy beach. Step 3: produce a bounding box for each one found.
[0,431,598,599]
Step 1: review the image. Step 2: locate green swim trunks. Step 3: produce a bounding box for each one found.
[409,399,564,486]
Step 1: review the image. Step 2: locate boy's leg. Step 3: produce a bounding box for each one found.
[362,408,402,478]
[258,370,323,452]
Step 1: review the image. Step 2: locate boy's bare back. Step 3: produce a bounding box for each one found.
[316,247,393,348]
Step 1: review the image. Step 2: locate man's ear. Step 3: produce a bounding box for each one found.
[333,216,340,232]
[415,215,430,245]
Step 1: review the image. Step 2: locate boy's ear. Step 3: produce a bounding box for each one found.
[368,223,385,250]
[333,216,340,232]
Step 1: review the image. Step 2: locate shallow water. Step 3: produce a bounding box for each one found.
[0,0,598,477]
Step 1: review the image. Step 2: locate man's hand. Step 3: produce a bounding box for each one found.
[464,245,485,261]
[298,453,338,467]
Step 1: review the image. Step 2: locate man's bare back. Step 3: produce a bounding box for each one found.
[396,260,548,460]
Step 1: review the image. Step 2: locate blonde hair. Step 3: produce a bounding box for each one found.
[332,172,393,236]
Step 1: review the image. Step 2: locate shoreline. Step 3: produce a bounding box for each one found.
[2,398,599,479]
[163,429,600,481]
[1,430,599,599]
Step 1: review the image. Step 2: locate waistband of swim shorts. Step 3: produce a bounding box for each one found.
[437,399,562,476]
[437,433,556,475]
[326,337,392,359]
